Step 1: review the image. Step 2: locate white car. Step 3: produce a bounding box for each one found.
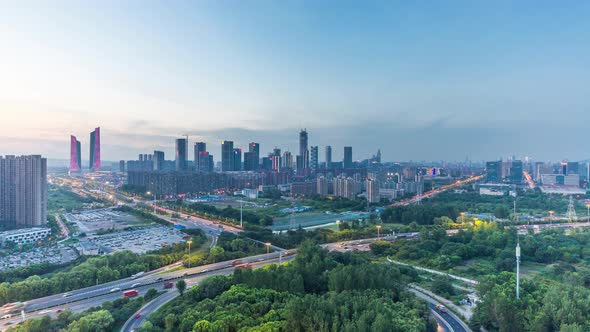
[131,283,142,288]
[109,287,121,293]
[62,293,71,298]
[1,314,13,319]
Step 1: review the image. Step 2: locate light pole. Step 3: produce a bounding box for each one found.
[549,210,555,225]
[460,212,466,224]
[376,225,382,239]
[265,242,271,259]
[516,242,520,299]
[187,240,192,269]
[240,200,243,228]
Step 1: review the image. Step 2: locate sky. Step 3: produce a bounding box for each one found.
[1,1,589,163]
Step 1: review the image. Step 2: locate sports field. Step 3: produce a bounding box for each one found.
[270,211,370,231]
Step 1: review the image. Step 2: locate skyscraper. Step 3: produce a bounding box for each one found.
[367,178,380,203]
[343,146,353,168]
[69,135,81,172]
[1,155,47,228]
[486,161,502,183]
[221,141,234,172]
[299,129,309,170]
[244,143,260,171]
[194,142,207,172]
[89,127,101,171]
[310,146,318,171]
[325,146,332,168]
[153,151,165,171]
[233,148,242,171]
[175,138,187,171]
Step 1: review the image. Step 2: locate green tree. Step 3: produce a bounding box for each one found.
[176,279,187,296]
[164,313,178,332]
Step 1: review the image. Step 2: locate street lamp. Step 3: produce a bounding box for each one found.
[265,242,271,259]
[187,240,193,269]
[376,225,382,239]
[549,211,555,224]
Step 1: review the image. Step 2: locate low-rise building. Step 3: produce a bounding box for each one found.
[0,227,51,246]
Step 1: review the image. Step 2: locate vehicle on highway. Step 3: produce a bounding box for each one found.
[201,269,209,273]
[163,282,174,289]
[56,309,63,313]
[1,314,13,319]
[1,302,25,315]
[436,304,447,314]
[131,271,145,279]
[131,282,142,288]
[236,263,253,269]
[110,287,121,293]
[231,259,243,266]
[156,277,164,281]
[62,293,71,298]
[134,314,141,319]
[182,272,188,276]
[123,290,139,297]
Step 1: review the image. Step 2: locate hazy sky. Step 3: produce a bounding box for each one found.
[1,1,589,162]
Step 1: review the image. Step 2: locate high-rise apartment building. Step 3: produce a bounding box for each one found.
[367,178,380,203]
[0,155,47,229]
[333,175,360,200]
[310,146,318,171]
[317,175,329,196]
[343,146,353,168]
[89,127,101,171]
[153,151,165,171]
[221,141,234,172]
[299,129,309,170]
[175,138,188,171]
[69,135,82,172]
[325,146,332,168]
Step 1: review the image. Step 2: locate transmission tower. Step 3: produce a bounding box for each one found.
[567,195,577,222]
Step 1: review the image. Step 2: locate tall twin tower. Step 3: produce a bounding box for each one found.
[70,127,101,172]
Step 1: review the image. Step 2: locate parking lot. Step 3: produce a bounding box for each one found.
[64,208,150,234]
[87,226,187,254]
[0,245,78,271]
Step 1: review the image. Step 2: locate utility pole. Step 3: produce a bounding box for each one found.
[516,241,520,299]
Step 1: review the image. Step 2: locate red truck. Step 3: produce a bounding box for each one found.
[236,263,253,269]
[123,290,138,297]
[163,282,174,289]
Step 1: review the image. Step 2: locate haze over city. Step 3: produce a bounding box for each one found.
[2,1,590,161]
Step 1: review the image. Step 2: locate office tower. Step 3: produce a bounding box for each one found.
[296,155,303,171]
[203,152,214,172]
[69,135,82,172]
[193,142,206,172]
[317,175,329,196]
[0,155,47,228]
[244,143,260,171]
[310,146,318,171]
[89,127,101,171]
[299,129,309,170]
[510,160,523,184]
[367,178,380,203]
[567,162,579,175]
[221,141,234,171]
[119,160,125,172]
[233,148,242,171]
[261,157,272,170]
[486,161,502,182]
[175,138,188,171]
[153,151,165,171]
[282,151,293,169]
[325,146,332,168]
[343,146,353,168]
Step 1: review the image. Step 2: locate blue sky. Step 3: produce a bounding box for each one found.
[1,1,589,162]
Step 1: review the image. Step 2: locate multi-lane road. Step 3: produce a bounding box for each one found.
[388,175,484,207]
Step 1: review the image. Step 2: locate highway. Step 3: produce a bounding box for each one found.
[0,251,292,329]
[388,175,484,207]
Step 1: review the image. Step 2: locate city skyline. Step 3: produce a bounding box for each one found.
[2,2,590,161]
